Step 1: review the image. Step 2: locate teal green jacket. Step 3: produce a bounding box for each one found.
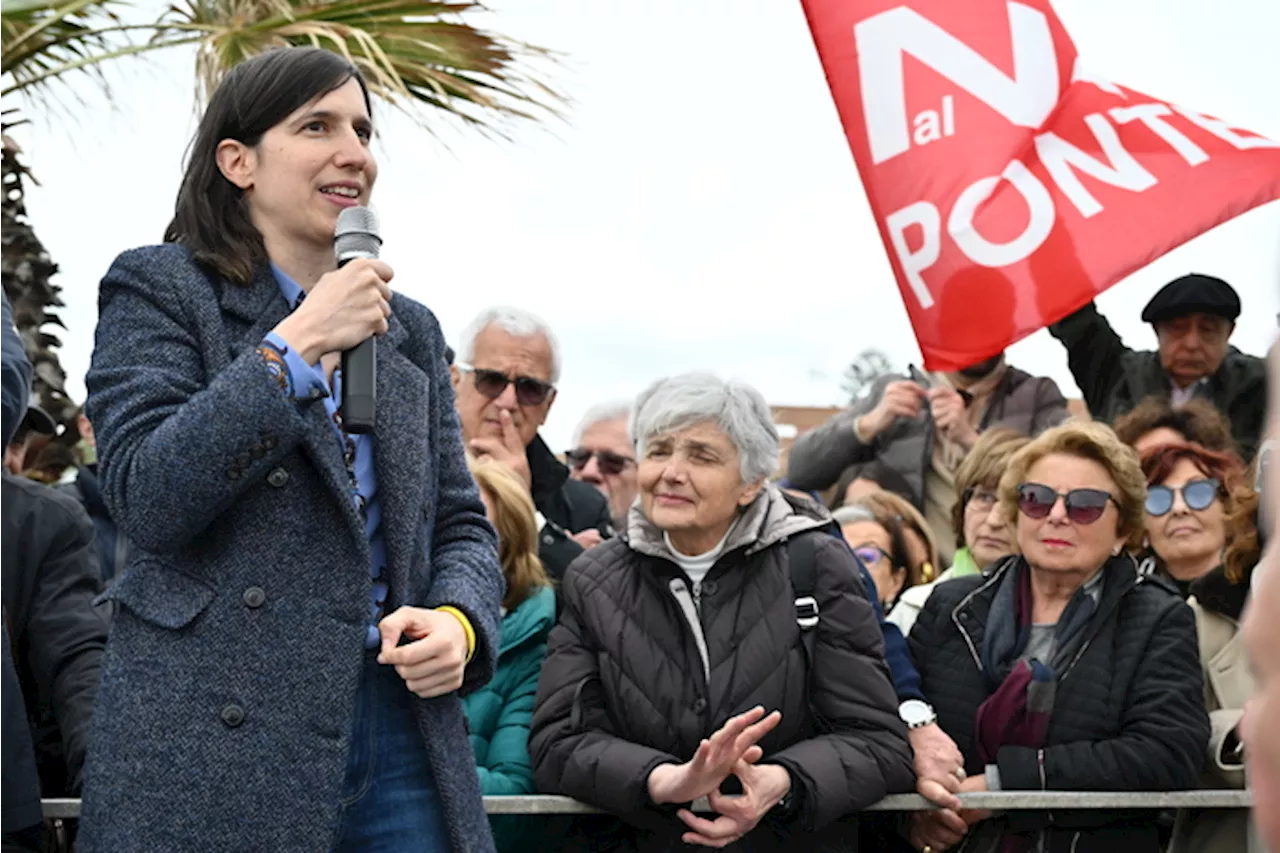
[462,584,556,851]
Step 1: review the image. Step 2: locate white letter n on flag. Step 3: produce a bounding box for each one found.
[855,1,1060,165]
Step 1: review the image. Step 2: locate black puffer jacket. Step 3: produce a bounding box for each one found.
[529,487,914,852]
[526,435,614,582]
[909,556,1209,853]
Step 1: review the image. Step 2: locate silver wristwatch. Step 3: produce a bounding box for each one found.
[898,699,937,730]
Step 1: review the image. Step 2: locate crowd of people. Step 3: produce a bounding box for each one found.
[5,267,1276,853]
[2,46,1278,853]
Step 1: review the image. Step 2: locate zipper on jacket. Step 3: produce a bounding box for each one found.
[668,578,711,687]
[1061,571,1142,683]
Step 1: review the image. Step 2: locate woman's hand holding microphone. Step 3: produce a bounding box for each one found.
[272,259,394,365]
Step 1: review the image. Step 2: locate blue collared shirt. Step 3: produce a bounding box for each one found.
[260,266,386,649]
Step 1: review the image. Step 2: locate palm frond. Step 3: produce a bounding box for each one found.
[150,0,562,135]
[1,0,131,97]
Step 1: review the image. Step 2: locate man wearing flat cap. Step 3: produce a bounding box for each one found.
[1050,273,1268,460]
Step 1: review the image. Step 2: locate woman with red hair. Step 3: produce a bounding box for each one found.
[1140,442,1260,853]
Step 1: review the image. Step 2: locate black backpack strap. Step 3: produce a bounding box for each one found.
[786,533,831,733]
[787,534,820,665]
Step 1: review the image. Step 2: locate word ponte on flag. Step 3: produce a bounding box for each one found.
[800,0,1280,371]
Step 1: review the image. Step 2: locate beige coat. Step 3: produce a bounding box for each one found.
[1168,594,1254,853]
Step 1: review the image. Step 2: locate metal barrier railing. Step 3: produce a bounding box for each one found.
[40,790,1253,819]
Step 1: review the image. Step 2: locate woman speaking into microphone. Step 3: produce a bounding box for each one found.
[78,47,503,852]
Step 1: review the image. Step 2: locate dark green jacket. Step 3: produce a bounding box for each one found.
[463,584,556,852]
[1050,302,1268,460]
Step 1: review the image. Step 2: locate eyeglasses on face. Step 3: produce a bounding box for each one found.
[565,447,635,476]
[1145,478,1220,517]
[963,487,999,513]
[1016,483,1115,525]
[852,543,892,568]
[456,363,554,407]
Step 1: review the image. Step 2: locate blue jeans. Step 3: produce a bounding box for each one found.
[332,655,452,852]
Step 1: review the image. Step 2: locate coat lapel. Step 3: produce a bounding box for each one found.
[373,316,430,605]
[219,267,365,542]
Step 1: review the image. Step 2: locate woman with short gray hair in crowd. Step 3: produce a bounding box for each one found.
[530,372,913,852]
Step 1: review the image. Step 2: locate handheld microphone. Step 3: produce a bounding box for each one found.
[335,206,382,434]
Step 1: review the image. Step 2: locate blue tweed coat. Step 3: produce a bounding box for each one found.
[79,244,503,852]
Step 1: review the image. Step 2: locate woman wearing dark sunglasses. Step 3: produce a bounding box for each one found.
[1140,442,1261,853]
[906,422,1208,853]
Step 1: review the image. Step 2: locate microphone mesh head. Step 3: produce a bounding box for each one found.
[335,206,382,259]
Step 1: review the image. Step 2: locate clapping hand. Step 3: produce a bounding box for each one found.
[646,707,782,806]
[677,759,792,848]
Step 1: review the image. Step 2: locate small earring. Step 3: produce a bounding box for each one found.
[1111,544,1123,557]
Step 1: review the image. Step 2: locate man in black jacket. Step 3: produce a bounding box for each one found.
[450,307,613,580]
[1050,274,1268,460]
[1,293,43,852]
[1,470,110,801]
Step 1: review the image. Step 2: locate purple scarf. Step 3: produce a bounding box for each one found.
[973,561,1098,853]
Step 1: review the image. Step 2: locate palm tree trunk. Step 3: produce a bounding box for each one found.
[1,127,77,429]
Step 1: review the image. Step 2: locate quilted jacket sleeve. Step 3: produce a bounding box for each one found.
[529,559,680,820]
[765,535,916,830]
[997,595,1209,831]
[474,643,543,795]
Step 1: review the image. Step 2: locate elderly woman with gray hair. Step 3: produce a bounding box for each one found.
[530,372,914,852]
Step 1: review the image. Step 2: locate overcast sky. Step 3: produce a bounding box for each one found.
[14,0,1280,452]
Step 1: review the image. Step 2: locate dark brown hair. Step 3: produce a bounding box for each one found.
[1140,441,1260,583]
[1113,396,1236,457]
[165,47,371,284]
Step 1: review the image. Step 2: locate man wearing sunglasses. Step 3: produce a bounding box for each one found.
[450,308,614,582]
[565,402,638,532]
[1050,273,1268,461]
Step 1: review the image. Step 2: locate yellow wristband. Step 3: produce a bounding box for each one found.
[435,606,476,663]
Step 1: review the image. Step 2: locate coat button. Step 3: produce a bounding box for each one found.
[220,704,246,728]
[263,436,277,450]
[693,698,708,713]
[250,444,266,460]
[235,452,251,468]
[267,468,289,488]
[226,468,241,481]
[243,587,266,608]
[701,581,718,596]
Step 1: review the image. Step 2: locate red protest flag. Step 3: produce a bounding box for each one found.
[800,0,1280,371]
